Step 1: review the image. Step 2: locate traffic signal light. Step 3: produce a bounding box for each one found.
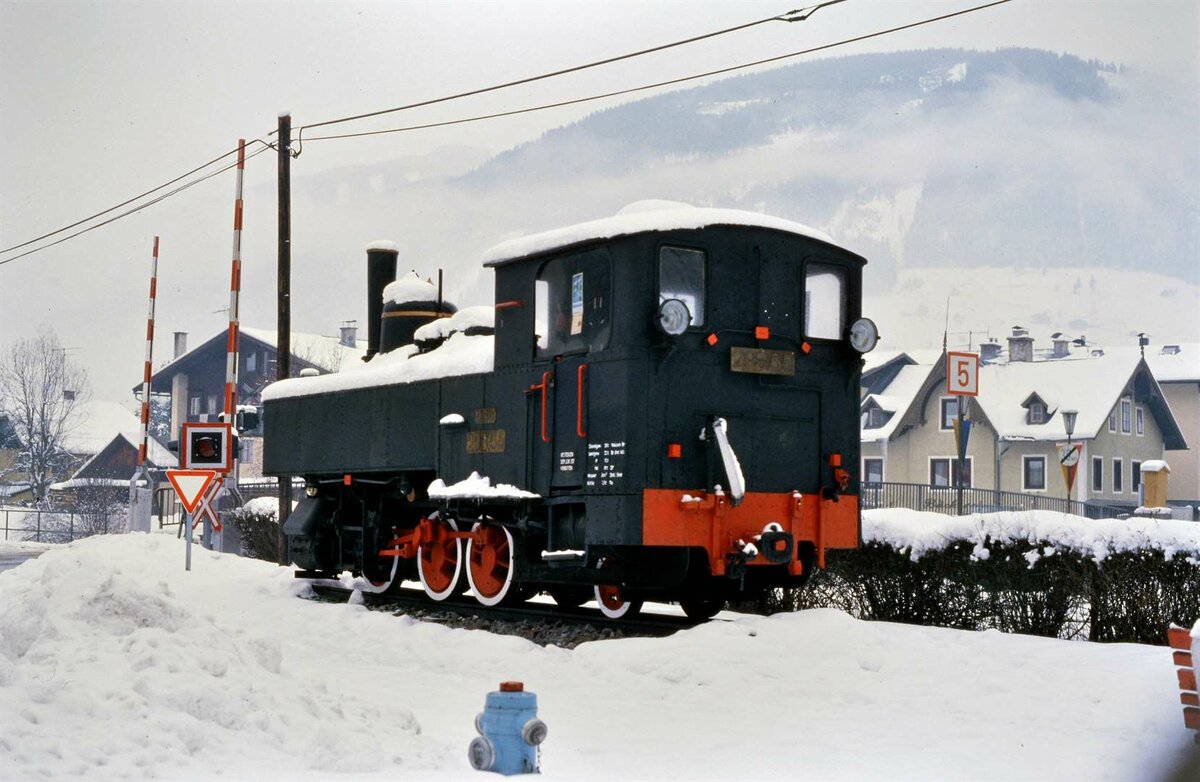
[180,422,233,472]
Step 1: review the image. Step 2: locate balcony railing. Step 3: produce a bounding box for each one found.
[859,481,1131,520]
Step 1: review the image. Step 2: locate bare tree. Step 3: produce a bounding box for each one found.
[0,333,90,504]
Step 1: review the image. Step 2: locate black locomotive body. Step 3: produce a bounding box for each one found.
[263,205,875,618]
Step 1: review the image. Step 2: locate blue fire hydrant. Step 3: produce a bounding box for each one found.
[468,681,547,775]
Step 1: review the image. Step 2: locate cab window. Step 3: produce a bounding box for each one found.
[658,246,705,328]
[804,263,846,340]
[534,248,612,357]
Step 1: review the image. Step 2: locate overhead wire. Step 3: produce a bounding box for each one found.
[296,0,848,133]
[0,145,273,268]
[0,140,271,257]
[304,0,1013,143]
[0,0,1013,266]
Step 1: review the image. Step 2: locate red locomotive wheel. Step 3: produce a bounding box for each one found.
[417,517,462,601]
[594,584,643,620]
[466,523,516,606]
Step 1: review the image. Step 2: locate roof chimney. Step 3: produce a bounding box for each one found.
[1050,332,1071,359]
[173,332,188,359]
[980,338,1002,363]
[1007,326,1033,363]
[339,320,358,348]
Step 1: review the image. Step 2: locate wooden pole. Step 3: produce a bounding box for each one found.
[277,114,292,566]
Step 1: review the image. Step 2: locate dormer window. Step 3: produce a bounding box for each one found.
[862,401,888,430]
[1021,393,1049,425]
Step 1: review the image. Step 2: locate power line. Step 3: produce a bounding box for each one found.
[303,0,1013,144]
[297,1,848,134]
[0,141,270,257]
[0,145,272,268]
[0,5,835,265]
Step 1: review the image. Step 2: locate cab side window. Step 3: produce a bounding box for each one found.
[658,246,706,328]
[534,248,612,358]
[804,263,846,340]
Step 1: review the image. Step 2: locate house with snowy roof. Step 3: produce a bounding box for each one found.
[133,326,364,443]
[860,328,1190,513]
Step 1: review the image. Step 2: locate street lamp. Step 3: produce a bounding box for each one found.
[1062,409,1077,441]
[1062,409,1078,506]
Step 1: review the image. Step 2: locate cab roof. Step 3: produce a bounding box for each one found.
[482,200,844,268]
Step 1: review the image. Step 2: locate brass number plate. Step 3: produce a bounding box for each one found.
[466,429,506,454]
[730,346,795,376]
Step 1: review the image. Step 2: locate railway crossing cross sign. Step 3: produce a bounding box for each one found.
[166,469,218,513]
[165,469,224,532]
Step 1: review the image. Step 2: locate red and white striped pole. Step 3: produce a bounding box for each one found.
[137,235,160,470]
[223,139,246,419]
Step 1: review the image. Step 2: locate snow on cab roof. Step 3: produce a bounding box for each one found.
[482,200,838,266]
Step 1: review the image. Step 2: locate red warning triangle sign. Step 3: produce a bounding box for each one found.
[166,469,219,513]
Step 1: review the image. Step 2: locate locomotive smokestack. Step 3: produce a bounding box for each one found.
[365,242,399,361]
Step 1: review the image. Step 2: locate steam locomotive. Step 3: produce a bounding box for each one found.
[262,201,877,619]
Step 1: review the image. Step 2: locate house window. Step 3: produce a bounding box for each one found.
[1108,410,1117,433]
[865,406,886,429]
[1023,456,1046,491]
[1131,460,1142,493]
[940,398,958,431]
[864,458,884,483]
[1091,456,1104,493]
[188,395,201,416]
[1112,457,1123,493]
[930,458,951,487]
[1120,398,1131,434]
[1029,402,1045,424]
[207,394,220,415]
[247,352,257,372]
[930,457,972,488]
[1135,407,1144,436]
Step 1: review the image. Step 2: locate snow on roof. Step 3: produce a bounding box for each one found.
[64,400,141,456]
[861,364,933,443]
[382,271,443,305]
[262,333,493,402]
[238,327,364,373]
[974,351,1143,441]
[365,240,398,252]
[1142,343,1200,382]
[482,201,837,266]
[413,305,494,342]
[1140,459,1169,473]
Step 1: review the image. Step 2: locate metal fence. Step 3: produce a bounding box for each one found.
[859,481,1132,520]
[1,506,118,543]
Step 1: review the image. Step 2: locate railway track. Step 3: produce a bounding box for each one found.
[307,583,708,643]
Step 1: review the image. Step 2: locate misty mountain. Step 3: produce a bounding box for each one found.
[273,47,1196,349]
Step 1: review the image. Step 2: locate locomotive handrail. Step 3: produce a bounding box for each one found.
[576,363,588,438]
[526,370,552,443]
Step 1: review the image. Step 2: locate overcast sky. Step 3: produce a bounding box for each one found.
[1,0,1197,403]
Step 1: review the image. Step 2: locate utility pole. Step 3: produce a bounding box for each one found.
[277,113,292,566]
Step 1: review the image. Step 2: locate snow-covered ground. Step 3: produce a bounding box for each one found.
[0,530,1195,781]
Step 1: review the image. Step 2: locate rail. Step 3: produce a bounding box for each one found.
[859,481,1131,520]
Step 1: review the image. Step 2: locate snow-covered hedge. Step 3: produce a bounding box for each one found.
[793,509,1200,644]
[228,499,280,562]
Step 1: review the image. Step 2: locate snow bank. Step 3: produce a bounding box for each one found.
[0,526,1192,780]
[864,508,1200,562]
